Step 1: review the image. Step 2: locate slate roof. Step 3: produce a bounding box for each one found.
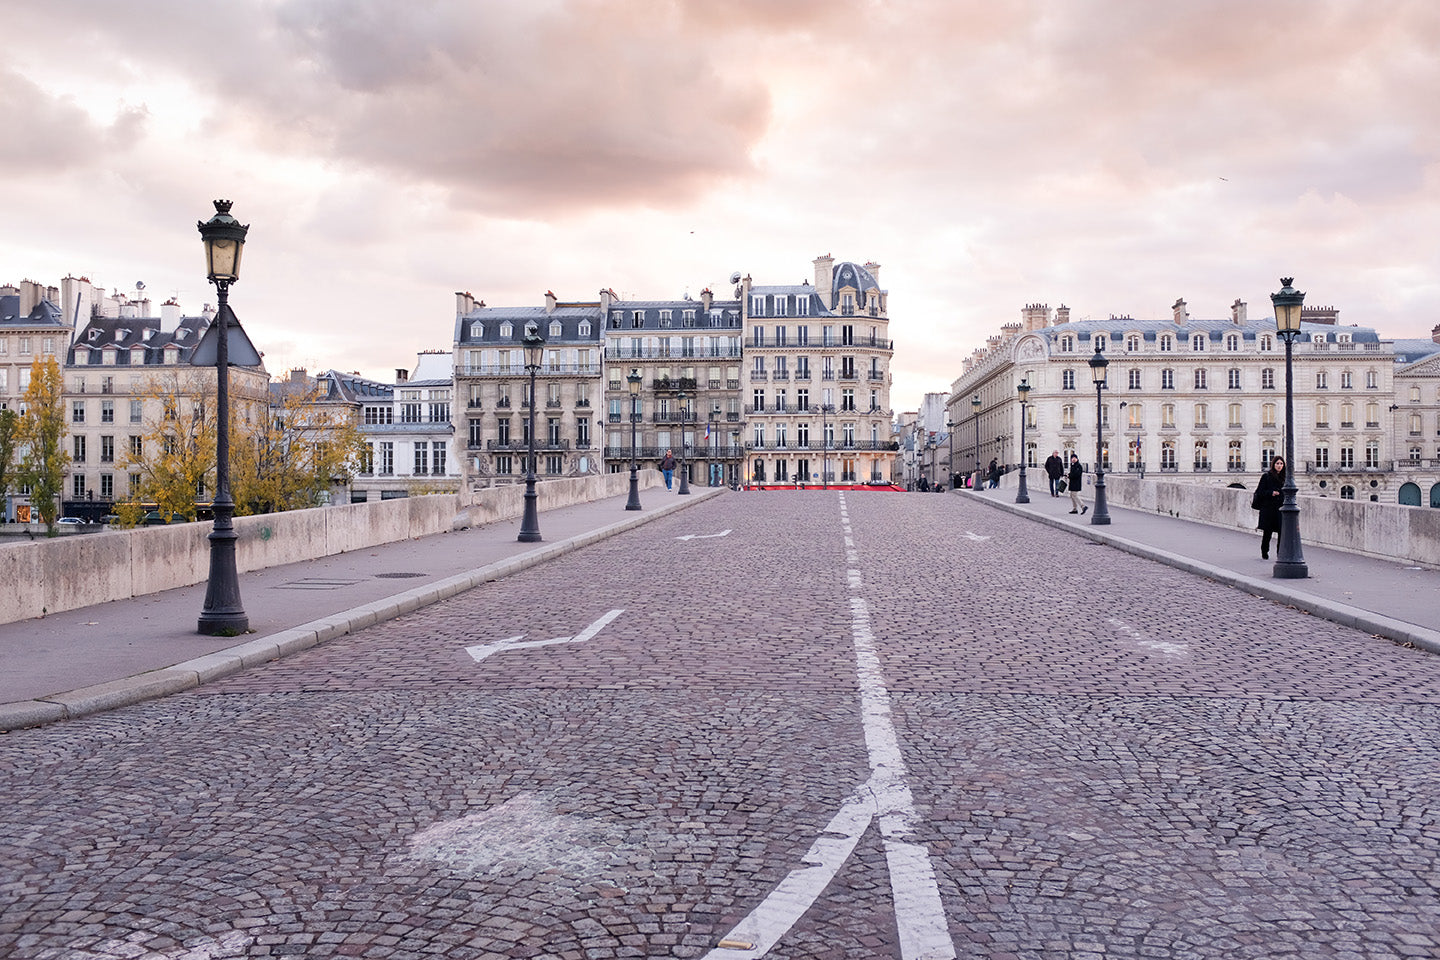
[605,297,742,332]
[1039,316,1384,346]
[454,305,603,347]
[0,294,67,328]
[66,313,214,365]
[1392,338,1440,367]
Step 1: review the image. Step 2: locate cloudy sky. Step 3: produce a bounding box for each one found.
[4,0,1438,411]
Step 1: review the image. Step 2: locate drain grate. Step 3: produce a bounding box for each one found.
[375,572,427,579]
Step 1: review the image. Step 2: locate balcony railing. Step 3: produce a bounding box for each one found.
[485,439,571,451]
[460,363,598,376]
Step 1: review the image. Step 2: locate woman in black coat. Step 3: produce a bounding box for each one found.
[1253,457,1286,558]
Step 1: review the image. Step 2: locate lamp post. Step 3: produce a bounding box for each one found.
[195,200,251,636]
[970,394,981,490]
[677,388,691,494]
[1015,379,1031,504]
[730,430,740,489]
[945,419,956,490]
[820,403,834,489]
[517,321,545,542]
[626,368,643,510]
[1088,344,1111,525]
[1271,277,1309,578]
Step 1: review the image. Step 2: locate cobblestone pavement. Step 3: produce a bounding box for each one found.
[3,492,1438,959]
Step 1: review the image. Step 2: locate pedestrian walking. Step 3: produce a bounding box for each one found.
[1044,450,1064,497]
[659,449,677,490]
[1252,456,1286,559]
[1067,454,1088,515]
[987,459,1000,489]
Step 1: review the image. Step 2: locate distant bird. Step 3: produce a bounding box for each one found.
[1218,177,1228,181]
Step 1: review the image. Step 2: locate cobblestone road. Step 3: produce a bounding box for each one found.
[3,492,1438,959]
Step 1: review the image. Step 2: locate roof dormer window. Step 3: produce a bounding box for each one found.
[470,321,482,339]
[500,321,513,338]
[549,320,563,337]
[88,328,102,342]
[578,320,592,337]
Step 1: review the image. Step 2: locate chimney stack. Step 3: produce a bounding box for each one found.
[396,368,409,383]
[455,291,476,318]
[700,288,713,311]
[1172,298,1188,325]
[1231,299,1247,325]
[813,254,835,307]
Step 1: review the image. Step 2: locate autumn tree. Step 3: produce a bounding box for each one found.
[231,382,366,515]
[16,356,70,531]
[0,407,19,513]
[117,371,219,523]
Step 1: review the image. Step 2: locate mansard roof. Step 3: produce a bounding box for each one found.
[1392,339,1440,367]
[605,297,742,331]
[831,261,881,299]
[1040,317,1383,345]
[0,294,67,328]
[454,304,603,346]
[66,313,216,365]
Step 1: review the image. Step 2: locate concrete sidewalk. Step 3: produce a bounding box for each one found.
[967,482,1439,654]
[0,487,723,730]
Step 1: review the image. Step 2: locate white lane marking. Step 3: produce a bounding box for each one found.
[1108,616,1189,657]
[707,497,954,958]
[465,609,624,663]
[45,931,254,960]
[963,531,990,541]
[701,785,877,959]
[849,595,956,959]
[676,529,733,541]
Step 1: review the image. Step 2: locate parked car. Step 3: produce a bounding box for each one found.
[56,517,85,525]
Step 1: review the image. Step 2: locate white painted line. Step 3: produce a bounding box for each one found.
[849,595,956,958]
[1108,616,1188,657]
[701,785,876,959]
[465,609,624,663]
[676,529,734,541]
[963,531,990,541]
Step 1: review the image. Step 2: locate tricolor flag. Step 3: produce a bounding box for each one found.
[705,422,711,441]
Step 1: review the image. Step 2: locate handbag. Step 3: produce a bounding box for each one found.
[1057,479,1067,493]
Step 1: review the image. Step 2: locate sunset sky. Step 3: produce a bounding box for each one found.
[4,0,1438,411]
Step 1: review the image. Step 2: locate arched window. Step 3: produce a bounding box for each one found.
[1159,334,1173,352]
[1412,386,1423,402]
[1060,335,1075,352]
[1128,439,1143,469]
[1262,402,1277,427]
[1161,440,1177,470]
[1191,334,1206,351]
[1340,485,1355,500]
[1261,440,1276,468]
[1094,334,1109,353]
[1126,334,1141,351]
[1228,439,1244,470]
[1398,482,1421,506]
[1259,334,1273,351]
[1225,334,1240,351]
[1431,482,1440,508]
[1194,440,1210,470]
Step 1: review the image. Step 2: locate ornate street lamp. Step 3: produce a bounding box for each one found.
[971,393,981,490]
[820,403,834,489]
[1088,343,1111,524]
[1015,379,1031,504]
[945,419,956,490]
[1270,277,1309,578]
[517,321,545,542]
[730,430,740,489]
[677,387,691,495]
[194,199,256,636]
[625,368,643,510]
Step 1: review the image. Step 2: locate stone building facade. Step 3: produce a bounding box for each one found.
[946,297,1440,505]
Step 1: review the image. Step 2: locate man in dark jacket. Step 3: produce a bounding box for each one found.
[1044,451,1064,497]
[1067,454,1088,515]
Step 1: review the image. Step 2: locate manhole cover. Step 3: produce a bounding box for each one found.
[375,572,427,579]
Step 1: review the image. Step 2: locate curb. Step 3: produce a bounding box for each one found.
[0,489,723,732]
[968,492,1440,657]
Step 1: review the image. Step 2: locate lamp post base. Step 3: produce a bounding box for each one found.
[1015,468,1030,504]
[197,523,248,635]
[678,464,690,495]
[626,467,642,510]
[1090,476,1112,525]
[1272,559,1309,579]
[518,478,542,542]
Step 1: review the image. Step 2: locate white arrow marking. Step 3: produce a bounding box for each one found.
[676,529,733,541]
[963,531,990,541]
[465,609,624,663]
